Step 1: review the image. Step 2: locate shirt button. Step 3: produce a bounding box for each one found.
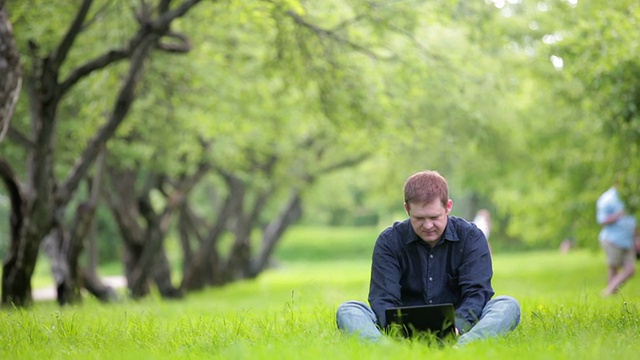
[430,255,433,258]
[429,300,433,304]
[429,277,433,281]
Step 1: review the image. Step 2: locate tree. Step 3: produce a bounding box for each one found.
[4,0,418,305]
[478,0,640,248]
[1,0,202,307]
[100,0,388,296]
[307,1,528,230]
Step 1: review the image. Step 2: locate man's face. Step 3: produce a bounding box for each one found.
[404,198,452,246]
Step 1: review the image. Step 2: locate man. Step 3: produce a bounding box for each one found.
[336,170,520,345]
[596,185,637,296]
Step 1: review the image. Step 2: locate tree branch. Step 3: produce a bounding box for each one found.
[57,0,205,206]
[285,10,382,60]
[57,34,157,206]
[59,0,203,95]
[0,158,24,243]
[51,0,93,72]
[59,49,131,95]
[156,31,192,53]
[6,127,34,150]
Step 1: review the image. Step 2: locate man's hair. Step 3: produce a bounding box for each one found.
[403,170,449,208]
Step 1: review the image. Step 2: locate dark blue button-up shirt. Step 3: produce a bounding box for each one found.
[368,216,494,332]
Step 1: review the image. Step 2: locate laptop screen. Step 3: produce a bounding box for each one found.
[385,303,456,339]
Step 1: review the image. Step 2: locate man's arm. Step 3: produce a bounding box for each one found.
[599,210,625,226]
[368,235,403,329]
[454,231,494,332]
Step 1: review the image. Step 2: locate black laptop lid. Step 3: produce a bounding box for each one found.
[385,303,456,338]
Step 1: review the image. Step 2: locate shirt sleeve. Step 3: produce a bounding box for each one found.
[368,233,402,329]
[454,229,494,331]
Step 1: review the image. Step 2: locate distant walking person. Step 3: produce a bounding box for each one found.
[335,170,520,346]
[596,185,638,296]
[473,209,492,255]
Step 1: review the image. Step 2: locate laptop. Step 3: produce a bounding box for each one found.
[385,303,456,339]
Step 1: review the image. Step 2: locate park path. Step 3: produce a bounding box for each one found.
[32,276,127,301]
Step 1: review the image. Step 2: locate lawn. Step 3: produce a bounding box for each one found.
[2,226,640,359]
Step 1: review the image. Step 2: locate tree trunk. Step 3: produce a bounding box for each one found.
[153,249,182,299]
[46,147,115,304]
[106,156,210,299]
[250,190,302,277]
[80,149,117,302]
[178,202,227,290]
[180,174,243,290]
[225,222,252,282]
[55,203,94,305]
[0,158,31,306]
[0,0,22,142]
[83,270,118,302]
[122,243,150,297]
[104,166,152,298]
[128,212,175,299]
[41,229,74,305]
[204,174,248,285]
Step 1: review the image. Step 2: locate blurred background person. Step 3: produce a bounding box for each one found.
[473,208,492,255]
[559,237,576,254]
[596,184,637,296]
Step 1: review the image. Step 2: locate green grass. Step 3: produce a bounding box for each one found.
[3,226,640,359]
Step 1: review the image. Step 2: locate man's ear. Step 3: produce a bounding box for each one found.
[404,202,410,215]
[446,199,453,214]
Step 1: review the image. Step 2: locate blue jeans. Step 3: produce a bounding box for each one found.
[336,296,521,345]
